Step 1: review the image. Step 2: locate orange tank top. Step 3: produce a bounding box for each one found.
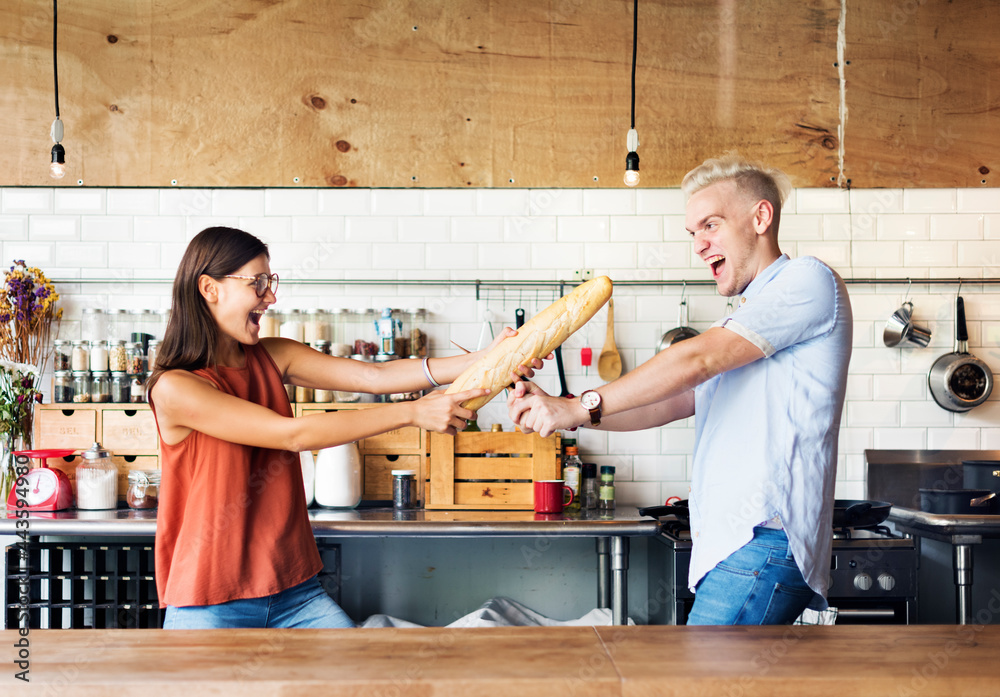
[152,343,321,607]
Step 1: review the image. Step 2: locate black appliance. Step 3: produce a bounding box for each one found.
[646,512,918,625]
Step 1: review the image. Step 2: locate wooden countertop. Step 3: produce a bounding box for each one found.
[5,624,1000,696]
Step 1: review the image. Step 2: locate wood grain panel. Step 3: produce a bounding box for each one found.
[843,0,1000,188]
[1,0,843,188]
[844,0,1000,187]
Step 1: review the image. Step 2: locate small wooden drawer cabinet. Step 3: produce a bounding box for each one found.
[35,404,160,502]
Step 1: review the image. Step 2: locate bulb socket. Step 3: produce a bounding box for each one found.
[625,151,640,172]
[51,143,65,164]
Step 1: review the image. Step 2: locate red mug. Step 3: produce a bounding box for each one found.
[534,479,573,514]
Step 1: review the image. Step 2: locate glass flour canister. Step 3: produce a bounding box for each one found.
[76,442,118,510]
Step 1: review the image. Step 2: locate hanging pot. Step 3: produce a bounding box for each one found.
[927,296,993,412]
[657,297,699,353]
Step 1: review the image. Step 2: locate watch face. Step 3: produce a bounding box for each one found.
[581,391,601,409]
[19,469,58,506]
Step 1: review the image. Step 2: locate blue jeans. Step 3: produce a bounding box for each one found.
[163,575,355,629]
[687,527,817,626]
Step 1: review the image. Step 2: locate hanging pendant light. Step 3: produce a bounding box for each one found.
[623,0,640,187]
[49,0,66,179]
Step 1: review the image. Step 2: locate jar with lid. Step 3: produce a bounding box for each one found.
[280,309,305,343]
[392,469,417,510]
[405,308,428,357]
[126,469,160,509]
[53,370,74,403]
[295,385,314,403]
[599,465,616,511]
[108,309,131,342]
[328,308,348,346]
[89,340,109,372]
[311,341,333,403]
[304,309,329,344]
[75,442,118,510]
[125,342,144,375]
[90,372,111,403]
[147,339,161,372]
[129,374,146,403]
[108,339,127,372]
[70,340,90,372]
[82,308,107,342]
[110,372,130,403]
[71,371,91,402]
[258,310,280,338]
[351,309,378,357]
[53,339,72,371]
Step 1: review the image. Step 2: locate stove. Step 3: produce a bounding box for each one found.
[647,517,918,625]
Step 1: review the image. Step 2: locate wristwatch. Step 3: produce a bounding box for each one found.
[579,390,603,427]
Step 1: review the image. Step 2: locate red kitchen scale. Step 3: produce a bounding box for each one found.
[6,448,77,511]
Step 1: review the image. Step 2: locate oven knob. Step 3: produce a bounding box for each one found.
[877,573,896,592]
[854,572,873,591]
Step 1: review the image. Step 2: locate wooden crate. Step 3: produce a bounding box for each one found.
[425,430,561,510]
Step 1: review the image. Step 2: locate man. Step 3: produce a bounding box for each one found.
[509,154,852,625]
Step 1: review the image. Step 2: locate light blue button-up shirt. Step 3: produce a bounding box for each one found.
[689,254,852,608]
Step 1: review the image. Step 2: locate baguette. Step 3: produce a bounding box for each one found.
[446,276,613,410]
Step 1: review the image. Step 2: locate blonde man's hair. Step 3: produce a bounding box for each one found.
[681,153,792,234]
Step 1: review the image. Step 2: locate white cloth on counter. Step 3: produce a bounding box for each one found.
[359,596,633,628]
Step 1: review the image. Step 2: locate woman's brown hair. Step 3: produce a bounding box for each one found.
[146,227,269,396]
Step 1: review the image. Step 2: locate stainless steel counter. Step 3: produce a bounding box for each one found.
[1,506,659,625]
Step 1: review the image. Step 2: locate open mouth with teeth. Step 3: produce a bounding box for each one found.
[249,309,265,326]
[705,254,726,278]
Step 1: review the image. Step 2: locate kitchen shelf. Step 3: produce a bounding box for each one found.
[49,276,1000,289]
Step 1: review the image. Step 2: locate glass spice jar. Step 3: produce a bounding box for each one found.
[90,371,111,403]
[53,339,72,372]
[147,339,160,372]
[126,469,160,509]
[108,339,128,372]
[53,370,74,403]
[110,371,130,403]
[71,371,91,402]
[125,342,144,375]
[70,340,90,372]
[129,374,146,403]
[89,340,109,372]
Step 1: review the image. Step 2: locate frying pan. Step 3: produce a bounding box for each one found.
[928,296,993,412]
[638,499,893,529]
[656,297,699,353]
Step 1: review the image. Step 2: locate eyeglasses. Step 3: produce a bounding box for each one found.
[223,273,279,297]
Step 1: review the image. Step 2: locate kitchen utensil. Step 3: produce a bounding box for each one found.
[639,499,893,529]
[5,448,76,512]
[832,499,892,528]
[927,296,994,412]
[919,488,998,515]
[657,296,699,353]
[962,460,1000,498]
[883,301,932,348]
[515,308,525,329]
[554,345,571,397]
[597,299,622,381]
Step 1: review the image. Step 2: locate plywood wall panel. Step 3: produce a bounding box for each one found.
[0,0,882,189]
[843,0,1000,188]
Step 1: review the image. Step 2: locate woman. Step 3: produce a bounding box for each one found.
[148,227,534,629]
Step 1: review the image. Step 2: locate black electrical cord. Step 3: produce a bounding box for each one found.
[630,0,637,129]
[53,0,59,119]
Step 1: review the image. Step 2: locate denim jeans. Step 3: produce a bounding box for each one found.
[163,575,355,629]
[687,527,816,625]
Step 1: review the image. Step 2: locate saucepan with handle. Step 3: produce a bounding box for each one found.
[928,295,993,412]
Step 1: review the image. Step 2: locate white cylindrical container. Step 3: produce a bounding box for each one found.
[314,442,362,509]
[75,442,118,510]
[300,450,316,507]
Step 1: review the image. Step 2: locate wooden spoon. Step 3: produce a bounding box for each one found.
[597,299,622,381]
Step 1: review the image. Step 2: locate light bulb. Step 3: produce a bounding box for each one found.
[623,128,640,187]
[50,143,66,179]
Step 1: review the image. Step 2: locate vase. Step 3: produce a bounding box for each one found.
[0,436,29,517]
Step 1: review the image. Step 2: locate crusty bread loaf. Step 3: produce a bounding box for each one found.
[446,276,613,410]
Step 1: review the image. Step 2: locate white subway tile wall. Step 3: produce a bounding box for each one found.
[3,186,1000,505]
